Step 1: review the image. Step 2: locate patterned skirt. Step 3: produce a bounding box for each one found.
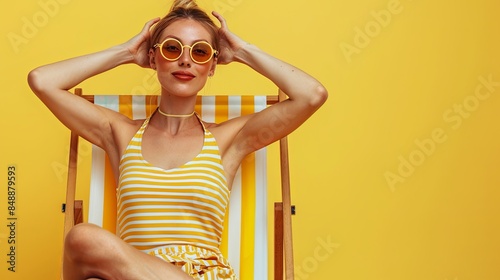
[147,244,236,279]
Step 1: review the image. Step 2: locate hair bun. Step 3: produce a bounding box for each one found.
[170,0,199,11]
[149,0,219,51]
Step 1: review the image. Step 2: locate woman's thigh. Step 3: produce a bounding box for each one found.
[63,223,192,280]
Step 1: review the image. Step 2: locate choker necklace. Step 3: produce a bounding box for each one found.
[157,107,195,118]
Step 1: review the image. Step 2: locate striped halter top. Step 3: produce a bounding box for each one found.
[117,113,230,253]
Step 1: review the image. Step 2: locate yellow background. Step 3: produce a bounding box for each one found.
[1,0,500,279]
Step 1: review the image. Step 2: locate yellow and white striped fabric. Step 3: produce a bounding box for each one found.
[88,95,268,280]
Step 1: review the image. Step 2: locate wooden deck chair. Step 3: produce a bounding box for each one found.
[63,88,295,280]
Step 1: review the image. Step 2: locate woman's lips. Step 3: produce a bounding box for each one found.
[172,71,195,81]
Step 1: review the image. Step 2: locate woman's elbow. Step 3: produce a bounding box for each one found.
[310,84,328,109]
[27,68,46,96]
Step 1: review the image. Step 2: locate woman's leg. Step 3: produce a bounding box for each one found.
[63,223,193,280]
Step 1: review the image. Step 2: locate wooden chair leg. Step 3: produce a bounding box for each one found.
[275,202,284,280]
[63,88,82,237]
[278,89,295,279]
[63,130,79,236]
[74,200,83,225]
[280,135,295,280]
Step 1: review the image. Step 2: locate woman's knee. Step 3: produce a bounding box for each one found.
[65,223,98,250]
[64,224,128,279]
[64,223,113,262]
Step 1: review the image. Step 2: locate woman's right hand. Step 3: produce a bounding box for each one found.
[121,18,161,68]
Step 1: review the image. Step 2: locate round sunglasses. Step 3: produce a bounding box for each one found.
[153,38,218,64]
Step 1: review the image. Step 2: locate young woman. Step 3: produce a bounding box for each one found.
[28,0,327,279]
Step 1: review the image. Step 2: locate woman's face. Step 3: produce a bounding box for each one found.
[150,18,217,98]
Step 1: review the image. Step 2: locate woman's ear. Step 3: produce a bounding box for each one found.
[209,58,217,76]
[149,49,156,70]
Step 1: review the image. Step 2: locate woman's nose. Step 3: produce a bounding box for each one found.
[178,46,192,66]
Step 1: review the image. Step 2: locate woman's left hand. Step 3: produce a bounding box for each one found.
[212,11,248,65]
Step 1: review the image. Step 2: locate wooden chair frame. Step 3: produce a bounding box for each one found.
[63,88,295,279]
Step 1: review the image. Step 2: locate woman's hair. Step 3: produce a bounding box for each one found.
[149,0,220,51]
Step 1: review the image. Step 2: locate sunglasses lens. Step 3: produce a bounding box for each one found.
[191,42,213,63]
[162,39,182,60]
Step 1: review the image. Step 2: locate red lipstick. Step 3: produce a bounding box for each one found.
[172,71,195,81]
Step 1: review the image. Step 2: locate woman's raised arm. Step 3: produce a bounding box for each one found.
[213,12,328,157]
[27,18,159,150]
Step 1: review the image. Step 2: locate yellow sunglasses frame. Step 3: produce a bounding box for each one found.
[153,38,218,64]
